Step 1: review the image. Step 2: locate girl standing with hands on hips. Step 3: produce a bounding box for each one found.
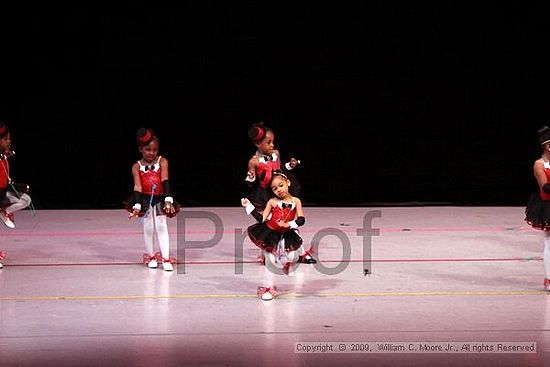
[125,128,180,271]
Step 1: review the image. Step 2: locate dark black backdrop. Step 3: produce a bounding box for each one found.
[1,4,549,208]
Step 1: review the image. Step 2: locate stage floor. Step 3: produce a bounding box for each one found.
[0,207,548,366]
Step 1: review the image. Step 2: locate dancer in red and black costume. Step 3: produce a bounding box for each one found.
[242,171,306,300]
[244,122,316,264]
[125,128,180,271]
[0,122,32,269]
[525,125,550,292]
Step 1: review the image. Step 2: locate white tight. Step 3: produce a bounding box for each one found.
[262,237,300,288]
[544,233,550,279]
[143,206,170,260]
[260,243,306,258]
[4,192,31,214]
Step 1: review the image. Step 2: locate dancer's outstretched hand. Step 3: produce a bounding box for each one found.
[288,158,301,168]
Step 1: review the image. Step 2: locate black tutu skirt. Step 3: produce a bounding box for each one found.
[525,193,550,230]
[247,223,303,253]
[123,193,181,218]
[245,170,301,212]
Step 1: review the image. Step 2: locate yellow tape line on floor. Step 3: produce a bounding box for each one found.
[0,290,545,301]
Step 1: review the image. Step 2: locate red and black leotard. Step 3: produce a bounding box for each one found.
[256,153,281,189]
[526,160,550,230]
[247,200,303,253]
[124,156,180,217]
[138,158,164,196]
[0,158,9,191]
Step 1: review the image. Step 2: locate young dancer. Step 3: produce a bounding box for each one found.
[525,125,550,292]
[126,128,180,271]
[0,122,32,268]
[244,122,315,264]
[242,171,306,300]
[0,122,32,230]
[245,122,300,210]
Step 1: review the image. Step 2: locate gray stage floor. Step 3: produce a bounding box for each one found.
[0,207,548,366]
